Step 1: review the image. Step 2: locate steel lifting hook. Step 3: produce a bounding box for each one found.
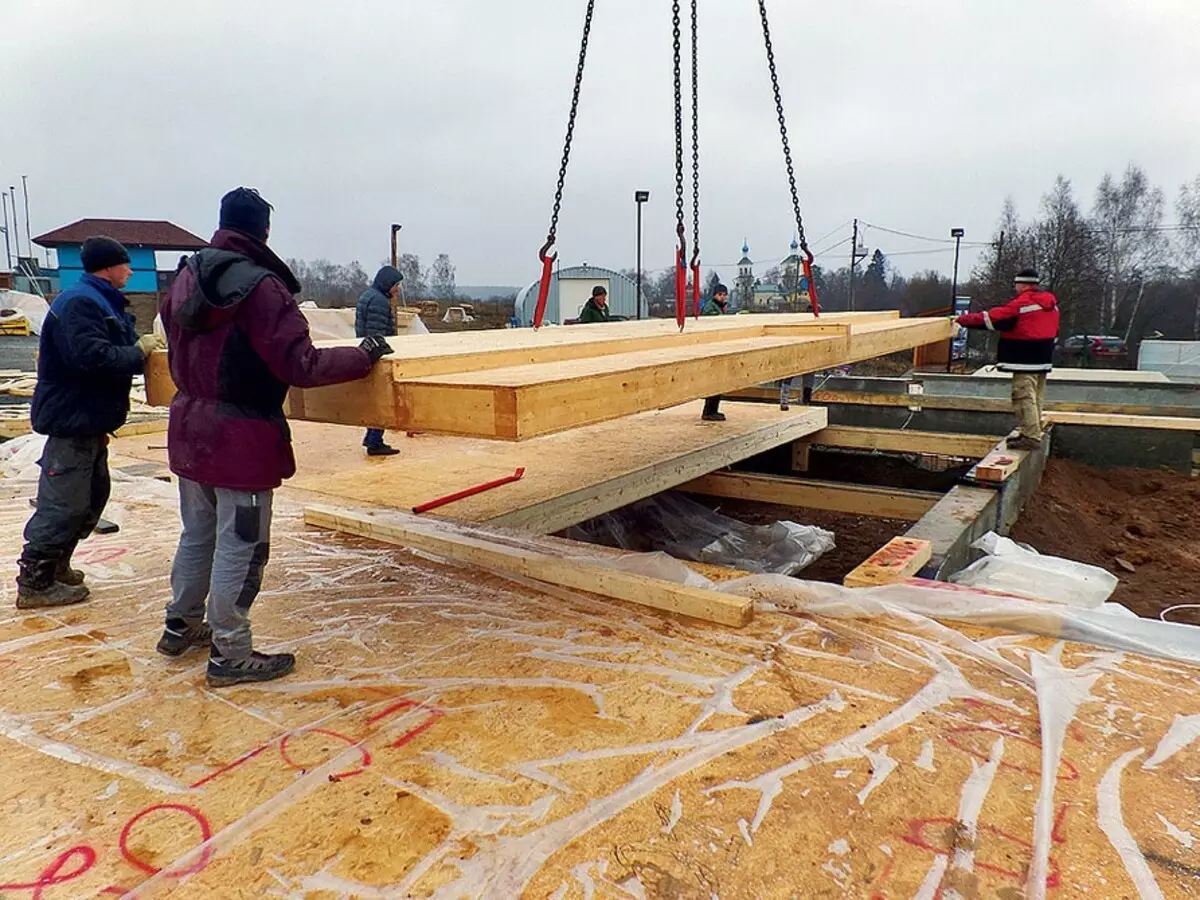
[802,248,820,318]
[675,225,688,332]
[534,235,557,329]
[690,248,702,319]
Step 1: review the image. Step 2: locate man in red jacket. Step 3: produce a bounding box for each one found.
[957,268,1060,451]
[157,188,394,687]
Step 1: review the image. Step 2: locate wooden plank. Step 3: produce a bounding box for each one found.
[844,537,933,587]
[975,451,1023,483]
[1046,411,1200,432]
[282,403,827,534]
[806,425,1000,458]
[679,472,940,521]
[304,505,754,627]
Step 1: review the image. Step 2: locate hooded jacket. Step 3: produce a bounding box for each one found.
[700,297,728,316]
[576,297,611,324]
[355,266,402,338]
[161,229,372,491]
[31,274,144,437]
[958,289,1060,372]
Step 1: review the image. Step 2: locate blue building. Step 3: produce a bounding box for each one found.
[515,265,646,326]
[33,218,207,294]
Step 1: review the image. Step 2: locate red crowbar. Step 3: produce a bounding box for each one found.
[412,468,526,515]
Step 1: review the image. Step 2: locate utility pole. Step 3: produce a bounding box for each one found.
[635,191,649,319]
[9,187,20,260]
[0,193,12,271]
[21,176,32,265]
[848,219,858,312]
[390,223,403,316]
[950,228,965,309]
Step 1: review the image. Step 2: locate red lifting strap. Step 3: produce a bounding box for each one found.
[691,261,701,318]
[802,250,820,318]
[533,238,555,329]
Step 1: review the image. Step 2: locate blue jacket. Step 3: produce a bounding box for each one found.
[31,274,144,437]
[355,266,402,338]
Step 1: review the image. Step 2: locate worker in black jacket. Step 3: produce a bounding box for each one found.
[355,266,403,456]
[17,237,164,609]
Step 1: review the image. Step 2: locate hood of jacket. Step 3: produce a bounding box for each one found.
[1018,289,1058,312]
[175,229,301,332]
[372,266,402,296]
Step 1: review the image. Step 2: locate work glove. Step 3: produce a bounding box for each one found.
[135,333,166,359]
[360,335,394,364]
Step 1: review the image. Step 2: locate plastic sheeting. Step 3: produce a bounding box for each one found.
[949,532,1119,608]
[565,491,835,576]
[0,290,48,334]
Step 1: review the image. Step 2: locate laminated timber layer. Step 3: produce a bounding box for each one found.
[144,312,954,440]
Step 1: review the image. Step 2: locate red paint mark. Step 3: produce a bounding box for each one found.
[902,818,1061,888]
[119,804,213,877]
[366,698,419,725]
[101,887,129,896]
[390,709,444,749]
[74,547,127,565]
[279,728,371,779]
[1051,803,1072,844]
[0,846,96,899]
[960,698,1085,743]
[189,741,274,789]
[867,853,897,900]
[945,727,1080,781]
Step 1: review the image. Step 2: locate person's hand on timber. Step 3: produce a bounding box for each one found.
[157,187,378,687]
[134,333,166,359]
[359,334,394,364]
[17,237,145,610]
[956,268,1059,452]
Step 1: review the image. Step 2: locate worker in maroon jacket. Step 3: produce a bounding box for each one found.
[957,268,1060,451]
[157,188,394,687]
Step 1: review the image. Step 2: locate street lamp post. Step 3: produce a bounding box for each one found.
[949,228,965,373]
[635,191,650,319]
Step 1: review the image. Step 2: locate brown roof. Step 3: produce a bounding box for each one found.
[33,218,208,250]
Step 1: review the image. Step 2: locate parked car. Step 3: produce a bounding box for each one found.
[1061,334,1127,358]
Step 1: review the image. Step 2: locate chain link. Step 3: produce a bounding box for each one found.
[672,0,685,238]
[757,0,809,254]
[546,0,597,245]
[690,0,701,262]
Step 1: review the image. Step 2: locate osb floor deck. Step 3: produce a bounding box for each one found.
[112,402,826,533]
[0,474,1199,897]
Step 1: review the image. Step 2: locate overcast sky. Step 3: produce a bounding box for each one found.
[4,0,1199,287]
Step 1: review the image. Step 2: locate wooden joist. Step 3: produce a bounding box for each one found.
[144,314,954,441]
[1045,410,1200,432]
[803,425,1000,459]
[844,537,933,588]
[304,505,755,627]
[679,471,941,521]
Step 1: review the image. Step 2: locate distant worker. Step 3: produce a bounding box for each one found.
[700,283,730,421]
[577,285,611,324]
[956,267,1059,451]
[355,265,403,456]
[15,237,165,609]
[158,188,394,687]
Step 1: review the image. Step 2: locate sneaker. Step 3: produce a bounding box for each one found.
[206,649,296,688]
[16,581,90,610]
[366,444,401,457]
[1006,435,1043,452]
[156,619,213,657]
[701,412,727,422]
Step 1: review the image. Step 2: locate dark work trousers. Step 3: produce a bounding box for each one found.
[166,477,273,660]
[362,428,385,448]
[702,396,723,417]
[22,435,111,562]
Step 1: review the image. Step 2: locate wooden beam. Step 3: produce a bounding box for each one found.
[844,538,933,588]
[1046,411,1200,432]
[679,472,940,521]
[805,425,1000,458]
[304,505,754,627]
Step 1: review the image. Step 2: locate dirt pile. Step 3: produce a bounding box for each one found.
[1011,459,1200,619]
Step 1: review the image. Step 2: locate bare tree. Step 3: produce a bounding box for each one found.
[429,253,457,301]
[1092,164,1167,331]
[1033,176,1103,335]
[1177,176,1200,338]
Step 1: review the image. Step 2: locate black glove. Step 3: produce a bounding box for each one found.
[360,335,394,364]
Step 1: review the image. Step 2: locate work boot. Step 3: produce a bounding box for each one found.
[156,618,213,657]
[1006,435,1043,452]
[16,557,89,610]
[366,443,401,457]
[701,411,727,422]
[55,544,85,587]
[207,646,296,688]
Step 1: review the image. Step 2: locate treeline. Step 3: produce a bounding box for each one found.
[287,253,471,308]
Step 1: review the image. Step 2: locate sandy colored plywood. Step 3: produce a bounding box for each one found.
[283,403,827,533]
[681,471,941,521]
[1,477,1200,897]
[304,505,754,626]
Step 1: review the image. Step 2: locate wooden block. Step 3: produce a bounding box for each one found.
[680,472,940,522]
[791,440,811,472]
[303,505,754,627]
[843,537,933,587]
[975,452,1022,483]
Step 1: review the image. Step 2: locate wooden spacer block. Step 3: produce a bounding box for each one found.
[975,452,1021,483]
[843,537,933,588]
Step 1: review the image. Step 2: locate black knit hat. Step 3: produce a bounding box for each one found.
[1014,268,1040,285]
[80,236,131,273]
[592,285,608,297]
[219,187,273,241]
[714,283,729,295]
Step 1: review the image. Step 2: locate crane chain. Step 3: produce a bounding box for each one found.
[690,0,700,262]
[672,0,685,239]
[546,0,597,246]
[756,0,809,255]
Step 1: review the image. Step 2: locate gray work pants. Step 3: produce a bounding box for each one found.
[22,435,110,561]
[166,478,273,660]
